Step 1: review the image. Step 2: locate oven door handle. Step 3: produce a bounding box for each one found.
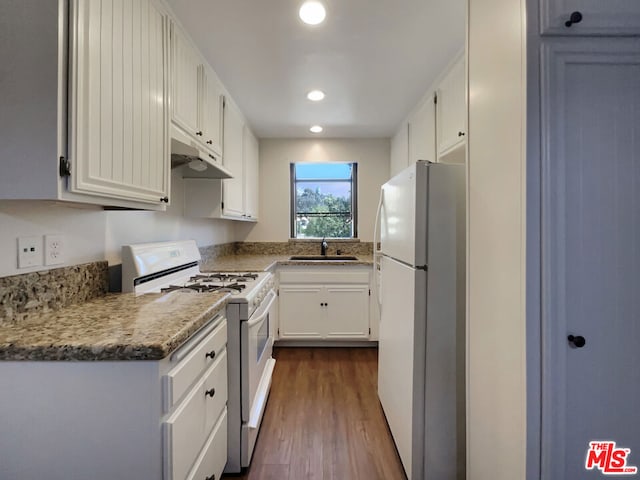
[246,289,277,328]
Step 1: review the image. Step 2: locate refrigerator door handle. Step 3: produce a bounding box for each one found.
[373,188,384,315]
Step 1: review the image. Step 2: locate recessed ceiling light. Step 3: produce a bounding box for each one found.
[307,90,326,102]
[299,1,326,25]
[310,125,323,133]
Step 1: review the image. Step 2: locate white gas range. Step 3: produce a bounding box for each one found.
[121,240,276,473]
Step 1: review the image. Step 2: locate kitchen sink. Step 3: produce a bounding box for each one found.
[288,255,359,261]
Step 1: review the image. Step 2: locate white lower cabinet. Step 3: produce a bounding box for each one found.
[163,318,228,480]
[0,314,228,480]
[278,268,371,340]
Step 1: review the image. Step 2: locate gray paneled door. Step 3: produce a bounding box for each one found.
[541,39,640,479]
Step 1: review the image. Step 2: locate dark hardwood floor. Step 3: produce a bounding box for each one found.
[223,347,407,480]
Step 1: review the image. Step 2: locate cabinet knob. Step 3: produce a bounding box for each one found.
[160,196,169,203]
[564,11,583,27]
[205,350,216,359]
[458,131,466,137]
[206,140,213,145]
[196,131,203,136]
[205,388,216,398]
[567,334,586,348]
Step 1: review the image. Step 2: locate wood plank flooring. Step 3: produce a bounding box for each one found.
[223,347,407,480]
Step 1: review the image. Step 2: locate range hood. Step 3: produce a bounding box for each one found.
[170,126,233,179]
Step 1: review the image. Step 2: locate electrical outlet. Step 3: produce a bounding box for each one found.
[17,236,42,269]
[44,234,66,266]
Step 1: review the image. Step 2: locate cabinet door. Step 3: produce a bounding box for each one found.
[541,0,640,36]
[324,285,370,339]
[243,126,259,221]
[171,21,200,136]
[69,0,169,204]
[221,97,245,218]
[436,57,466,157]
[408,95,436,164]
[278,285,324,339]
[199,65,223,157]
[540,39,640,480]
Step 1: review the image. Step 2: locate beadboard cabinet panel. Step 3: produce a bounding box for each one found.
[69,0,169,204]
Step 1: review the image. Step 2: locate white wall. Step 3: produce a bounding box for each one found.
[236,138,390,242]
[467,0,527,478]
[0,170,236,277]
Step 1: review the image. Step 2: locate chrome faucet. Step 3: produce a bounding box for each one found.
[320,237,328,256]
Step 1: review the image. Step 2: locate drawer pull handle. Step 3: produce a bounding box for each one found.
[205,388,216,398]
[205,350,216,359]
[205,475,216,480]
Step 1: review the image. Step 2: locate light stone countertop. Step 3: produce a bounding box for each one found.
[0,291,229,361]
[201,254,374,272]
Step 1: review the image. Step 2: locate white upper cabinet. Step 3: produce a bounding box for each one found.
[243,126,259,221]
[199,65,224,157]
[220,97,245,218]
[540,0,640,36]
[170,21,201,137]
[408,95,436,164]
[69,0,170,205]
[436,56,466,158]
[0,0,171,208]
[183,115,259,222]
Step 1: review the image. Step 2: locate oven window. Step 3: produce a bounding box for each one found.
[256,313,269,361]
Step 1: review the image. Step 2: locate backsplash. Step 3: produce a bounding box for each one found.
[0,261,109,324]
[200,241,373,262]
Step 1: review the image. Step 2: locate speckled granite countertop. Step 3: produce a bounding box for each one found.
[0,291,228,361]
[201,254,374,272]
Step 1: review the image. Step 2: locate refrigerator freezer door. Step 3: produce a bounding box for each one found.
[377,255,426,480]
[380,162,428,267]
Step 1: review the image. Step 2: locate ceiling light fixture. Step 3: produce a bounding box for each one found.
[310,125,323,133]
[307,90,325,101]
[299,1,326,25]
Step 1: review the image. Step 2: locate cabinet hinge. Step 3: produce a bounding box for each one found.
[221,201,224,210]
[434,92,438,105]
[277,289,279,296]
[369,327,371,335]
[369,289,371,296]
[59,156,71,177]
[277,328,280,335]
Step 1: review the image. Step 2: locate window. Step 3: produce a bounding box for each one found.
[290,162,358,238]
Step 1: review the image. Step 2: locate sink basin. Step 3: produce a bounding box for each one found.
[288,255,359,261]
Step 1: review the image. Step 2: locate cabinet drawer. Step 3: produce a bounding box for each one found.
[187,408,227,480]
[164,317,227,411]
[279,270,369,284]
[163,350,228,480]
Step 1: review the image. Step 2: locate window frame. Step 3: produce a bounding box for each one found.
[289,162,358,239]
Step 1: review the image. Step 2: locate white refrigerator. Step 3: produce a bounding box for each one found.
[375,161,465,480]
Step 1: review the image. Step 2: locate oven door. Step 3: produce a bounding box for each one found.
[240,288,277,466]
[241,288,276,423]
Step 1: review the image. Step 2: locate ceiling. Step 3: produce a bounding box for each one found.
[166,0,465,138]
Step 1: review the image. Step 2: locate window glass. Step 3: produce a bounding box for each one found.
[291,163,357,238]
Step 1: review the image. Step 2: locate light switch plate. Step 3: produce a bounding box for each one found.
[17,236,42,269]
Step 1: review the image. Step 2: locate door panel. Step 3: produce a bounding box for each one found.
[541,40,640,479]
[70,0,168,203]
[540,0,640,36]
[378,255,425,480]
[381,162,427,267]
[278,285,323,339]
[324,285,369,339]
